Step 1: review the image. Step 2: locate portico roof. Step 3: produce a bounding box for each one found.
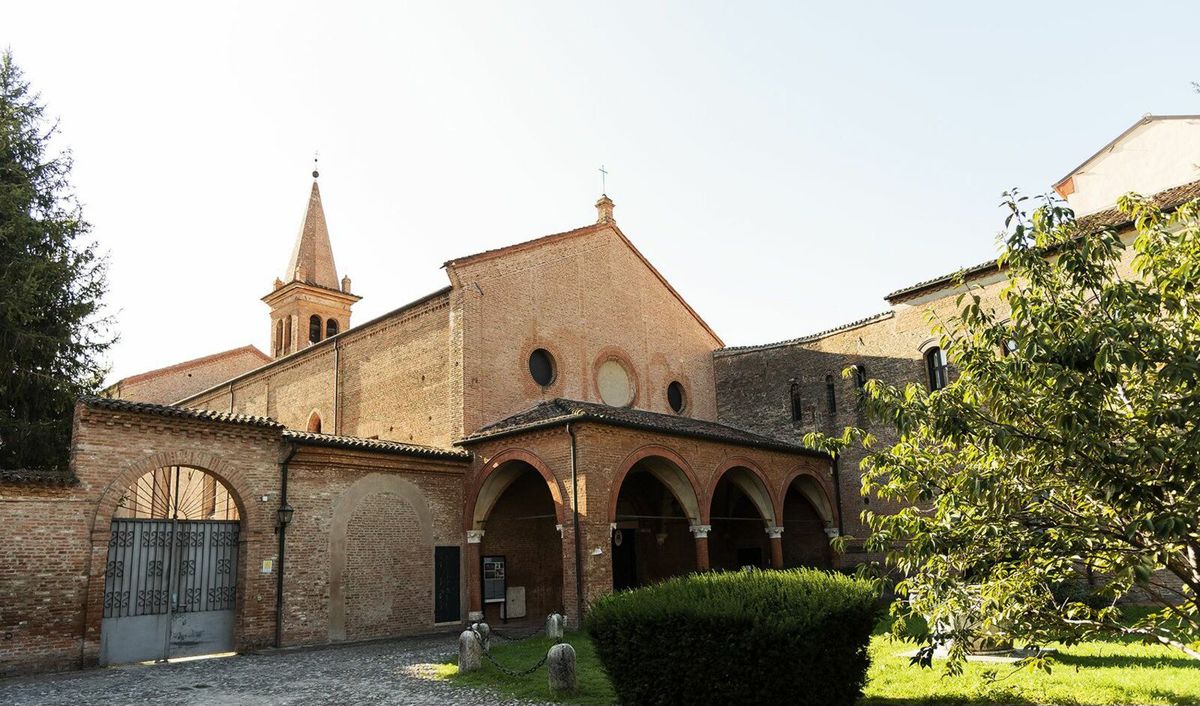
[458,398,827,458]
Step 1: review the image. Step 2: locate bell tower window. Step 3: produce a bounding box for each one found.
[326,318,339,338]
[309,315,322,344]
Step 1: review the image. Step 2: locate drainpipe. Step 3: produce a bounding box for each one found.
[831,456,844,536]
[332,338,341,435]
[275,441,299,648]
[566,424,584,626]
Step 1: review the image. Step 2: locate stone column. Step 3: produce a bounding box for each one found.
[466,530,485,621]
[766,526,784,569]
[689,524,711,571]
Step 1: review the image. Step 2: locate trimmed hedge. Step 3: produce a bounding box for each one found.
[584,568,880,706]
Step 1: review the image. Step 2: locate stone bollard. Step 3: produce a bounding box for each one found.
[458,629,482,673]
[472,621,491,653]
[546,613,565,642]
[547,642,577,695]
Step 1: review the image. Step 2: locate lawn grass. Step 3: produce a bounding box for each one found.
[443,633,616,705]
[436,617,1200,705]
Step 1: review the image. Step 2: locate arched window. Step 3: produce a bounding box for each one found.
[283,317,292,353]
[926,347,949,391]
[789,380,804,422]
[307,412,322,433]
[326,318,339,338]
[825,374,837,415]
[308,315,322,344]
[274,319,284,356]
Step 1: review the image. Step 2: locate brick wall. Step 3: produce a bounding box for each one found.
[182,291,455,447]
[450,225,722,439]
[107,347,269,405]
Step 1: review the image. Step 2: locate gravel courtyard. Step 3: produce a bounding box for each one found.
[0,634,544,706]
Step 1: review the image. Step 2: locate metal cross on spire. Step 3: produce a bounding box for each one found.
[599,164,608,195]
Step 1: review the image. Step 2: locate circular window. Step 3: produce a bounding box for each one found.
[596,359,635,407]
[667,381,686,414]
[528,348,556,387]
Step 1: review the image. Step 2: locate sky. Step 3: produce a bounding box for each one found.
[6,1,1200,384]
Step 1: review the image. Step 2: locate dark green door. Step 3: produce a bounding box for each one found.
[434,546,461,623]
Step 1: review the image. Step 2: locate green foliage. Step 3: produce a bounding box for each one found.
[0,49,111,471]
[584,569,881,706]
[806,190,1200,669]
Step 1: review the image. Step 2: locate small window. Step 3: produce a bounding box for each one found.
[529,348,556,387]
[274,319,284,356]
[308,315,322,344]
[667,381,686,414]
[825,374,837,415]
[326,318,339,337]
[307,412,322,433]
[789,380,804,422]
[925,347,949,391]
[853,364,867,391]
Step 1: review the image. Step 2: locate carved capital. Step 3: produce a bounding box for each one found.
[466,530,485,544]
[765,526,784,540]
[689,524,712,539]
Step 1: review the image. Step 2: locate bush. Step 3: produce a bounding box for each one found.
[584,568,881,706]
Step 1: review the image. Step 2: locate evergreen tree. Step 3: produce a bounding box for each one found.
[0,50,111,471]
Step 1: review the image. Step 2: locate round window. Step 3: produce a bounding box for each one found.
[667,381,686,414]
[596,359,635,407]
[528,348,556,387]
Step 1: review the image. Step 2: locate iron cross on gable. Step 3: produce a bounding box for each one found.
[599,165,608,194]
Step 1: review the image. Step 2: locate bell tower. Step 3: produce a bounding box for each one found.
[263,166,361,358]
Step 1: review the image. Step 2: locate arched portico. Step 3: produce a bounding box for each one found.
[610,446,705,588]
[707,460,778,570]
[779,470,837,569]
[464,449,567,623]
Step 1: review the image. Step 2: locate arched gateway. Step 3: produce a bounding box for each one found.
[100,465,244,665]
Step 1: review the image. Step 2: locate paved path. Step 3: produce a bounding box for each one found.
[0,635,549,705]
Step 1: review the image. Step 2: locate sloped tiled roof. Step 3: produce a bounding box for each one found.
[715,311,894,355]
[0,467,78,486]
[884,178,1200,303]
[82,396,284,429]
[283,430,470,460]
[460,399,825,457]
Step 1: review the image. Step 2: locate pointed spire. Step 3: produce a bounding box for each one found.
[284,173,340,290]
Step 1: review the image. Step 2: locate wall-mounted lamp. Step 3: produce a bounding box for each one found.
[277,503,295,529]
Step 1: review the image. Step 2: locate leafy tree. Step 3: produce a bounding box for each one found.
[0,50,111,471]
[808,191,1200,669]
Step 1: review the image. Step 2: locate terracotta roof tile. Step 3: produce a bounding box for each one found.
[283,430,470,460]
[460,399,825,457]
[81,396,284,429]
[884,178,1200,303]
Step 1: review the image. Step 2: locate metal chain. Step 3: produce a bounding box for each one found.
[479,647,549,678]
[488,623,546,642]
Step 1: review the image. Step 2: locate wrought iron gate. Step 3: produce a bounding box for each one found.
[100,518,240,664]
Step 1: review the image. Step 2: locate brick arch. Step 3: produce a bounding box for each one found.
[85,449,254,666]
[466,448,567,531]
[779,465,837,527]
[609,444,704,524]
[707,457,776,525]
[90,449,251,534]
[329,473,434,642]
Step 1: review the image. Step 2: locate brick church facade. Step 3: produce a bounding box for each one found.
[2,115,1198,675]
